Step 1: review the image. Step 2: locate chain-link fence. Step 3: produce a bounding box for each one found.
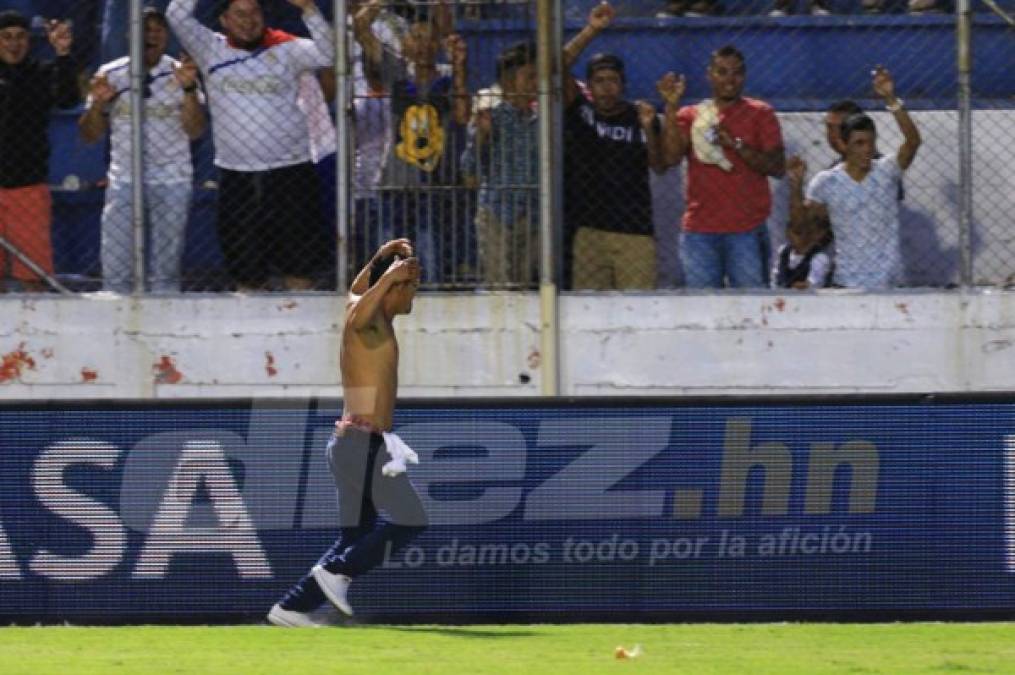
[0,0,1010,293]
[558,0,1014,291]
[349,0,540,289]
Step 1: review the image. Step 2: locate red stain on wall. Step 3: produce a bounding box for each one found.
[40,348,54,359]
[153,355,183,384]
[773,298,786,312]
[81,368,98,382]
[265,352,278,377]
[0,344,36,383]
[277,300,298,311]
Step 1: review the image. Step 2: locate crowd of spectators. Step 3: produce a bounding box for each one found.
[0,0,931,293]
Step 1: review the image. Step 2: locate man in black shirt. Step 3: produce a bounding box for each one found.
[0,10,79,291]
[562,1,667,290]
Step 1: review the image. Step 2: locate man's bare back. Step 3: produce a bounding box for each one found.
[340,239,419,432]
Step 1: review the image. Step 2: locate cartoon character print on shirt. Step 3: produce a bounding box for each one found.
[395,101,444,172]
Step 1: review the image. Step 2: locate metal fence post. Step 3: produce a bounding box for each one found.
[128,0,145,295]
[956,0,973,288]
[335,0,350,293]
[538,0,560,396]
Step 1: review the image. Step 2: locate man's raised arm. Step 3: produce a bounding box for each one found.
[657,71,687,167]
[288,0,335,69]
[166,0,215,67]
[562,0,614,105]
[349,238,413,295]
[872,66,921,170]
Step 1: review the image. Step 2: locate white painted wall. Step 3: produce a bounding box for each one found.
[2,290,1015,399]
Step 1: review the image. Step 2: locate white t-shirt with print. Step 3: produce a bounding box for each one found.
[90,55,202,187]
[807,155,903,289]
[167,0,334,172]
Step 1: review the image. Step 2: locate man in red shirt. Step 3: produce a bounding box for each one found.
[660,45,785,288]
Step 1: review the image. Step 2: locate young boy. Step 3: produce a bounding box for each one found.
[771,214,833,289]
[461,41,538,286]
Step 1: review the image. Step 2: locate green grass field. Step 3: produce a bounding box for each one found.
[0,623,1012,674]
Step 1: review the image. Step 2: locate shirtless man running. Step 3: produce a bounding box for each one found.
[268,238,428,627]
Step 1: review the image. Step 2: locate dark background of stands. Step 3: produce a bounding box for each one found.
[7,0,1011,289]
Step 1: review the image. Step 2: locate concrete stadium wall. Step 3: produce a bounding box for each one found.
[2,290,1015,399]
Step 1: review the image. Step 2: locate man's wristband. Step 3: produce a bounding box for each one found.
[182,84,198,94]
[885,97,904,113]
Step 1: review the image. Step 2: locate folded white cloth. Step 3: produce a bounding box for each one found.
[381,432,419,477]
[691,99,733,172]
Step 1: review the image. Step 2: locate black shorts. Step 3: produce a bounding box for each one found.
[217,162,329,286]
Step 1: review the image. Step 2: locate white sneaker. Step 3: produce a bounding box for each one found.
[266,603,323,628]
[312,565,354,616]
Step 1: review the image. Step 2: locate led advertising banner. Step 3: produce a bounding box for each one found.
[1,399,1014,622]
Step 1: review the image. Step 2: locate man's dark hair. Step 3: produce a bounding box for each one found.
[586,52,625,83]
[369,254,403,287]
[0,10,30,32]
[216,0,257,17]
[827,99,863,116]
[840,112,876,143]
[710,44,745,68]
[405,3,431,24]
[143,6,169,29]
[496,41,536,81]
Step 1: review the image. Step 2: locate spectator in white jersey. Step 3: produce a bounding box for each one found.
[167,0,334,291]
[80,7,207,294]
[561,1,668,290]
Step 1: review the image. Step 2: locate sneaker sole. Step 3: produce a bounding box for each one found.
[267,609,316,628]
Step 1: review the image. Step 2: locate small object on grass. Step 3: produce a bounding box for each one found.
[614,644,643,659]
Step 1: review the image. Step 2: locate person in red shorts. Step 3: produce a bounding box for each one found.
[659,45,785,288]
[0,10,79,292]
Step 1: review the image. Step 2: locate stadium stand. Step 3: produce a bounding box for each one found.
[37,6,1015,287]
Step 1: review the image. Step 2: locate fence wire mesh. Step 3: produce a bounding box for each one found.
[0,0,1010,293]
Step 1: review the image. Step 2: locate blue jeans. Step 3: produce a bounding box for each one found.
[680,223,769,289]
[101,182,191,293]
[278,429,427,612]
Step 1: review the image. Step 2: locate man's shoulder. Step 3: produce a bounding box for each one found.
[99,56,131,74]
[677,103,697,118]
[159,54,181,70]
[565,96,600,122]
[808,165,841,194]
[738,97,778,118]
[491,101,521,120]
[873,154,899,170]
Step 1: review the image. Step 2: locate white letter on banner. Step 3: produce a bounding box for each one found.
[1005,435,1015,573]
[133,441,272,579]
[0,519,21,580]
[29,441,126,581]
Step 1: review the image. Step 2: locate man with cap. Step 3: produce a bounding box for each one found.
[0,11,79,292]
[166,0,334,291]
[561,1,668,290]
